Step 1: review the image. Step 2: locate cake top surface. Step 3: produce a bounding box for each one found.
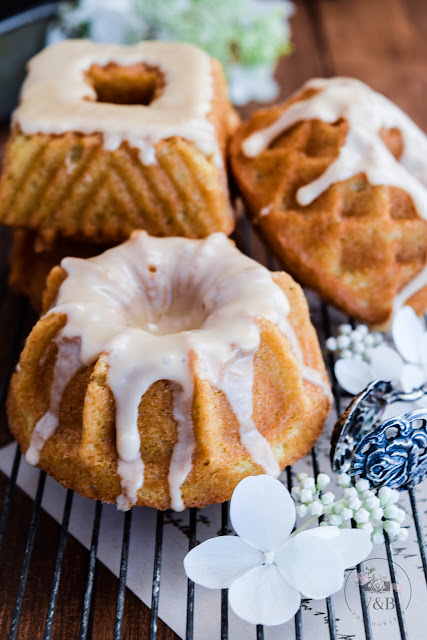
[14,39,222,166]
[243,77,427,218]
[25,231,329,511]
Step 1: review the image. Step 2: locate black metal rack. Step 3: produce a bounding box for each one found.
[0,219,426,639]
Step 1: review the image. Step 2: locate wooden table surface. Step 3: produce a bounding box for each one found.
[0,1,426,638]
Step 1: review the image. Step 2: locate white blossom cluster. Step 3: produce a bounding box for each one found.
[326,324,384,361]
[46,0,294,106]
[291,472,408,545]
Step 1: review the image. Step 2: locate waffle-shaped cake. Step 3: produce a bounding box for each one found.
[0,40,237,248]
[230,78,427,325]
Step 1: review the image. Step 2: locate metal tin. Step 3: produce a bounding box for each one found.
[0,4,57,120]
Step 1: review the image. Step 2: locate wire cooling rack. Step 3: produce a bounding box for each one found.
[0,218,426,640]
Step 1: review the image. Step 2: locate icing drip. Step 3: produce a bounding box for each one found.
[27,231,328,510]
[116,458,144,512]
[254,203,273,223]
[25,340,81,466]
[14,40,222,168]
[169,384,195,512]
[393,265,427,314]
[217,353,280,476]
[242,77,427,309]
[280,317,333,402]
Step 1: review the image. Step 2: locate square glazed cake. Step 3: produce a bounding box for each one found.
[0,40,238,248]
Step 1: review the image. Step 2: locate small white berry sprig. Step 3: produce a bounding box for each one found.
[326,324,384,361]
[291,472,408,545]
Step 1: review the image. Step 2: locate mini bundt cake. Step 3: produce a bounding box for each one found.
[9,229,111,312]
[0,40,238,248]
[8,232,331,511]
[230,77,427,325]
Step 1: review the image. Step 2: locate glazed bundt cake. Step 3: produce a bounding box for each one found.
[0,40,238,248]
[230,77,427,325]
[8,232,331,511]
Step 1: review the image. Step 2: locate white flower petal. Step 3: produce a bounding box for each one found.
[420,334,427,370]
[330,529,372,568]
[228,564,301,626]
[230,476,295,552]
[334,358,373,395]
[275,529,343,599]
[382,401,414,421]
[369,346,403,382]
[401,364,425,392]
[184,536,263,589]
[392,306,424,364]
[300,525,340,539]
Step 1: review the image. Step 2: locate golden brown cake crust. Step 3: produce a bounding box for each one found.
[9,229,111,312]
[0,59,238,247]
[230,90,427,326]
[8,267,330,510]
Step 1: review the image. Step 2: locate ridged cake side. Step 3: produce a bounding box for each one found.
[0,59,237,246]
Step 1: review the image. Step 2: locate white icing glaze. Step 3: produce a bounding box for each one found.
[242,77,427,309]
[393,264,427,313]
[254,203,273,223]
[25,340,81,466]
[14,39,222,167]
[25,232,329,510]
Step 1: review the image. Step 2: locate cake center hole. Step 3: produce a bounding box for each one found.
[146,290,207,335]
[86,62,165,106]
[146,304,207,336]
[128,271,209,336]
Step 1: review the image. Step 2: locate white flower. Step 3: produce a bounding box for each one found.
[358,522,374,535]
[64,0,145,44]
[396,528,409,542]
[184,476,372,626]
[300,477,316,491]
[346,497,362,511]
[300,488,314,504]
[316,473,331,490]
[394,508,406,524]
[378,487,400,507]
[343,487,358,500]
[334,308,427,415]
[361,489,375,500]
[355,479,370,493]
[383,520,400,537]
[291,486,301,500]
[354,508,370,524]
[337,473,352,487]
[227,64,279,106]
[309,500,324,516]
[337,335,351,350]
[372,528,385,545]
[321,491,335,505]
[371,506,384,521]
[383,505,401,520]
[341,507,354,521]
[326,337,338,351]
[296,504,308,518]
[364,496,380,511]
